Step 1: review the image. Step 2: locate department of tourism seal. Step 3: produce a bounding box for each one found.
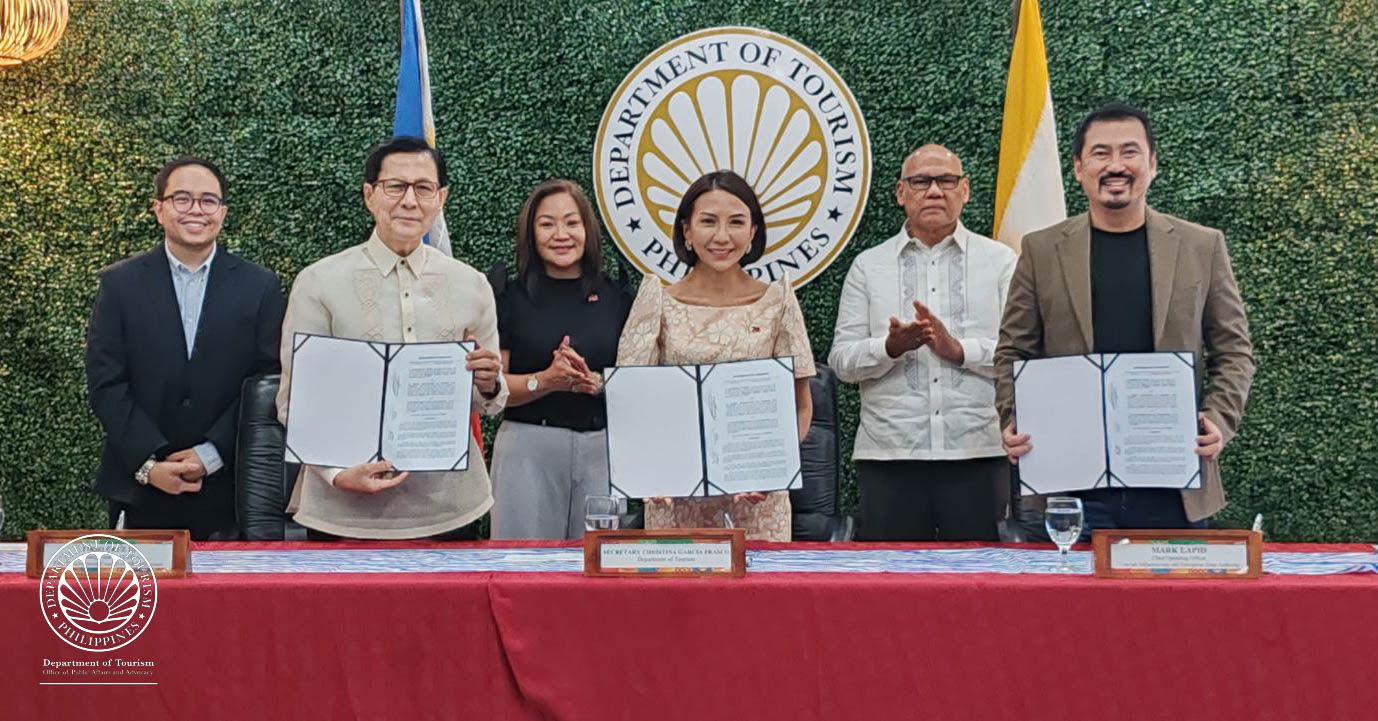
[39,534,158,652]
[594,27,871,287]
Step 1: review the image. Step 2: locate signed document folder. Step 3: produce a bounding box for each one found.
[1013,352,1201,495]
[603,357,801,499]
[284,333,476,472]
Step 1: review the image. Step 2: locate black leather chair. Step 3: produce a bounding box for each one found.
[234,367,846,541]
[791,364,845,541]
[235,374,307,540]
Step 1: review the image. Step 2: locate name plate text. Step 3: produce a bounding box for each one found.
[27,530,190,579]
[584,529,745,577]
[1093,529,1261,579]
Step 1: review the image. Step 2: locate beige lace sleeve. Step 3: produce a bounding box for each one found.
[775,277,816,378]
[615,274,663,365]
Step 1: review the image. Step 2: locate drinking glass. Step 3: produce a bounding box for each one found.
[584,495,620,531]
[1043,496,1084,573]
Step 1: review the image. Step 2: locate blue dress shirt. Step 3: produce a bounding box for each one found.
[164,243,224,475]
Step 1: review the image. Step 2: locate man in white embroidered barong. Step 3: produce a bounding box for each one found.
[276,137,507,539]
[829,145,1016,541]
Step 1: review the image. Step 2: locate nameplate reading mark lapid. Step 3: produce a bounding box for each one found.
[1093,529,1261,579]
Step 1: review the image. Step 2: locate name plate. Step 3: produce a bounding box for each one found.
[1093,529,1261,579]
[583,529,745,578]
[26,530,190,579]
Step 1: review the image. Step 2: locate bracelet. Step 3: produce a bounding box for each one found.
[133,456,157,485]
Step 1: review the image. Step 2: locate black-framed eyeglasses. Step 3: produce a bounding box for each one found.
[373,178,441,200]
[160,192,224,213]
[901,174,964,191]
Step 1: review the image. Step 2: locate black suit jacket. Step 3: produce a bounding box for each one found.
[85,244,284,530]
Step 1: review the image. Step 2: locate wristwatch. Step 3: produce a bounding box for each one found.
[526,375,540,393]
[134,457,157,485]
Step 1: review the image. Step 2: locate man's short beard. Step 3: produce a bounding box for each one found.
[1098,174,1135,210]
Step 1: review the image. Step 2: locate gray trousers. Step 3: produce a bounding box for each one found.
[489,420,611,540]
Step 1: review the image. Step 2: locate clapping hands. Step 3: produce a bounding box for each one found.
[884,300,963,364]
[550,336,602,395]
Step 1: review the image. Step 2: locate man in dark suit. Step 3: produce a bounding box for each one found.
[85,156,284,539]
[996,104,1255,530]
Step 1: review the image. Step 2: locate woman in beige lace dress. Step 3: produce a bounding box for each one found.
[615,170,815,541]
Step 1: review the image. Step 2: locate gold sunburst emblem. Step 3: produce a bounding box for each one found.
[595,27,872,288]
[638,70,827,253]
[0,0,70,66]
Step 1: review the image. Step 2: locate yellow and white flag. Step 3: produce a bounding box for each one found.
[993,0,1066,252]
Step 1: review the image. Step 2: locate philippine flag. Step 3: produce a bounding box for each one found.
[392,0,452,258]
[392,1,484,448]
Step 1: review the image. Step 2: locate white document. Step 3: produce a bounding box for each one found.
[700,358,800,495]
[1104,354,1201,485]
[283,335,385,470]
[1013,355,1105,495]
[603,365,704,499]
[381,343,474,471]
[284,334,475,472]
[1014,352,1200,495]
[603,358,801,499]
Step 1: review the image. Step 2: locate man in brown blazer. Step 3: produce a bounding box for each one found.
[995,103,1255,528]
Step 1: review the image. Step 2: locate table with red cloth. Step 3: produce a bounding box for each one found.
[4,540,1377,721]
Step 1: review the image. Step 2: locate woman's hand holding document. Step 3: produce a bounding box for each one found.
[603,357,801,499]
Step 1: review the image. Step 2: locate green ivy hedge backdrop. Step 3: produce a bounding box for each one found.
[1,0,1375,540]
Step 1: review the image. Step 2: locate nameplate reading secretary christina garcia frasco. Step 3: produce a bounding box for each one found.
[594,27,872,288]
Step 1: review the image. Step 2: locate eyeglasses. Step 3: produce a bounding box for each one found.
[374,178,441,200]
[901,174,964,191]
[160,192,224,213]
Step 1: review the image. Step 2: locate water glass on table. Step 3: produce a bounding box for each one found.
[1044,496,1084,573]
[584,495,620,531]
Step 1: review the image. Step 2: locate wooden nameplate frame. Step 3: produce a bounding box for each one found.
[26,530,190,579]
[1093,529,1261,579]
[584,528,746,578]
